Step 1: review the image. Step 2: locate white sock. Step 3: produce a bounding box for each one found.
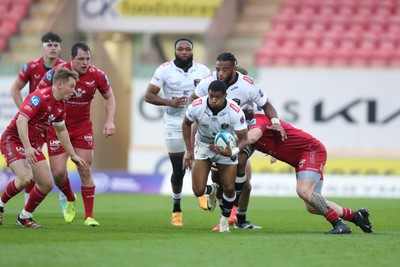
[19,209,32,219]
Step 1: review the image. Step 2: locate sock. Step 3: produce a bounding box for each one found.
[341,208,355,221]
[24,186,47,213]
[57,176,75,201]
[222,192,236,218]
[81,186,95,219]
[24,180,35,194]
[19,209,32,219]
[172,192,182,212]
[1,179,22,204]
[325,208,340,224]
[236,209,247,224]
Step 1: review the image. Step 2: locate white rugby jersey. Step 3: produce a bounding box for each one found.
[186,96,247,145]
[194,71,267,114]
[150,60,210,124]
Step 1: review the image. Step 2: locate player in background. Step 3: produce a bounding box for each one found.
[9,32,65,210]
[37,42,116,227]
[245,110,373,234]
[182,80,248,233]
[189,52,286,230]
[0,68,86,228]
[144,38,211,226]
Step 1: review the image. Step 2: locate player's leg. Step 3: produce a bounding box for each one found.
[0,159,33,225]
[16,160,54,228]
[74,147,98,227]
[297,176,351,234]
[47,128,75,214]
[216,163,237,233]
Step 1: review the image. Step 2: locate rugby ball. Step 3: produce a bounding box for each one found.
[214,131,236,150]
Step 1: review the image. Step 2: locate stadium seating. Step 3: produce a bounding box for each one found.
[0,0,35,52]
[256,0,400,67]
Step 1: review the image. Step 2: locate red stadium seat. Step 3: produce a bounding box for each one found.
[0,34,9,52]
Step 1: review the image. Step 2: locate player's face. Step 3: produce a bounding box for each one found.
[71,49,91,75]
[59,77,77,100]
[175,41,193,62]
[43,42,61,60]
[208,90,226,109]
[216,61,236,83]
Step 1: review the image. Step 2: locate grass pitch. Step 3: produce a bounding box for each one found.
[0,194,399,267]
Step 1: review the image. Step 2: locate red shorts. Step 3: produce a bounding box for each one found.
[1,135,46,166]
[46,125,94,156]
[295,149,327,180]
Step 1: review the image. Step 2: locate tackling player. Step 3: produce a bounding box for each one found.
[246,111,373,234]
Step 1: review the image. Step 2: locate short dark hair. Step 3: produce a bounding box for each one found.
[208,80,227,94]
[174,38,193,49]
[216,52,237,66]
[53,67,79,84]
[71,42,91,57]
[41,32,62,43]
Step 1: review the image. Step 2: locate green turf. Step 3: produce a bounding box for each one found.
[0,194,399,267]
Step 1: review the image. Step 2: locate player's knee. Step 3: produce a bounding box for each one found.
[296,186,310,201]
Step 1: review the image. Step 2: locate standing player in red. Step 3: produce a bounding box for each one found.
[246,111,373,234]
[0,67,86,228]
[37,42,116,227]
[10,32,65,208]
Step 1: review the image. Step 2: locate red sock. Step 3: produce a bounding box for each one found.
[1,180,22,204]
[325,208,340,223]
[81,186,95,219]
[341,208,355,221]
[24,186,47,213]
[24,180,35,194]
[57,176,75,201]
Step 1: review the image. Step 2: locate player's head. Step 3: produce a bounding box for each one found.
[174,38,193,68]
[242,108,254,122]
[70,42,91,75]
[41,32,62,60]
[207,80,227,109]
[52,67,79,101]
[216,52,238,84]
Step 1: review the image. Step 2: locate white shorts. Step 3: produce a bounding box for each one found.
[194,141,237,165]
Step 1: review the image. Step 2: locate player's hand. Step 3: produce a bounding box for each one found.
[269,156,277,164]
[267,124,287,141]
[103,121,116,138]
[210,143,232,157]
[170,96,187,108]
[183,151,194,170]
[25,146,40,165]
[70,155,87,169]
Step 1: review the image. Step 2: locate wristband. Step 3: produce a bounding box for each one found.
[271,118,281,125]
[231,147,240,156]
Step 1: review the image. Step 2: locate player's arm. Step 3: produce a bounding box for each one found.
[102,88,116,138]
[182,116,195,170]
[187,92,199,105]
[144,83,186,108]
[15,114,38,164]
[234,128,248,154]
[248,127,263,145]
[10,78,27,108]
[53,121,86,168]
[261,101,287,140]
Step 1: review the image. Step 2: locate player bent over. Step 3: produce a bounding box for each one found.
[246,110,372,234]
[0,68,87,227]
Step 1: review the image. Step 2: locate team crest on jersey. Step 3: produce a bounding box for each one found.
[232,98,241,105]
[221,123,229,129]
[240,116,245,124]
[75,88,86,97]
[194,79,201,87]
[89,67,96,72]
